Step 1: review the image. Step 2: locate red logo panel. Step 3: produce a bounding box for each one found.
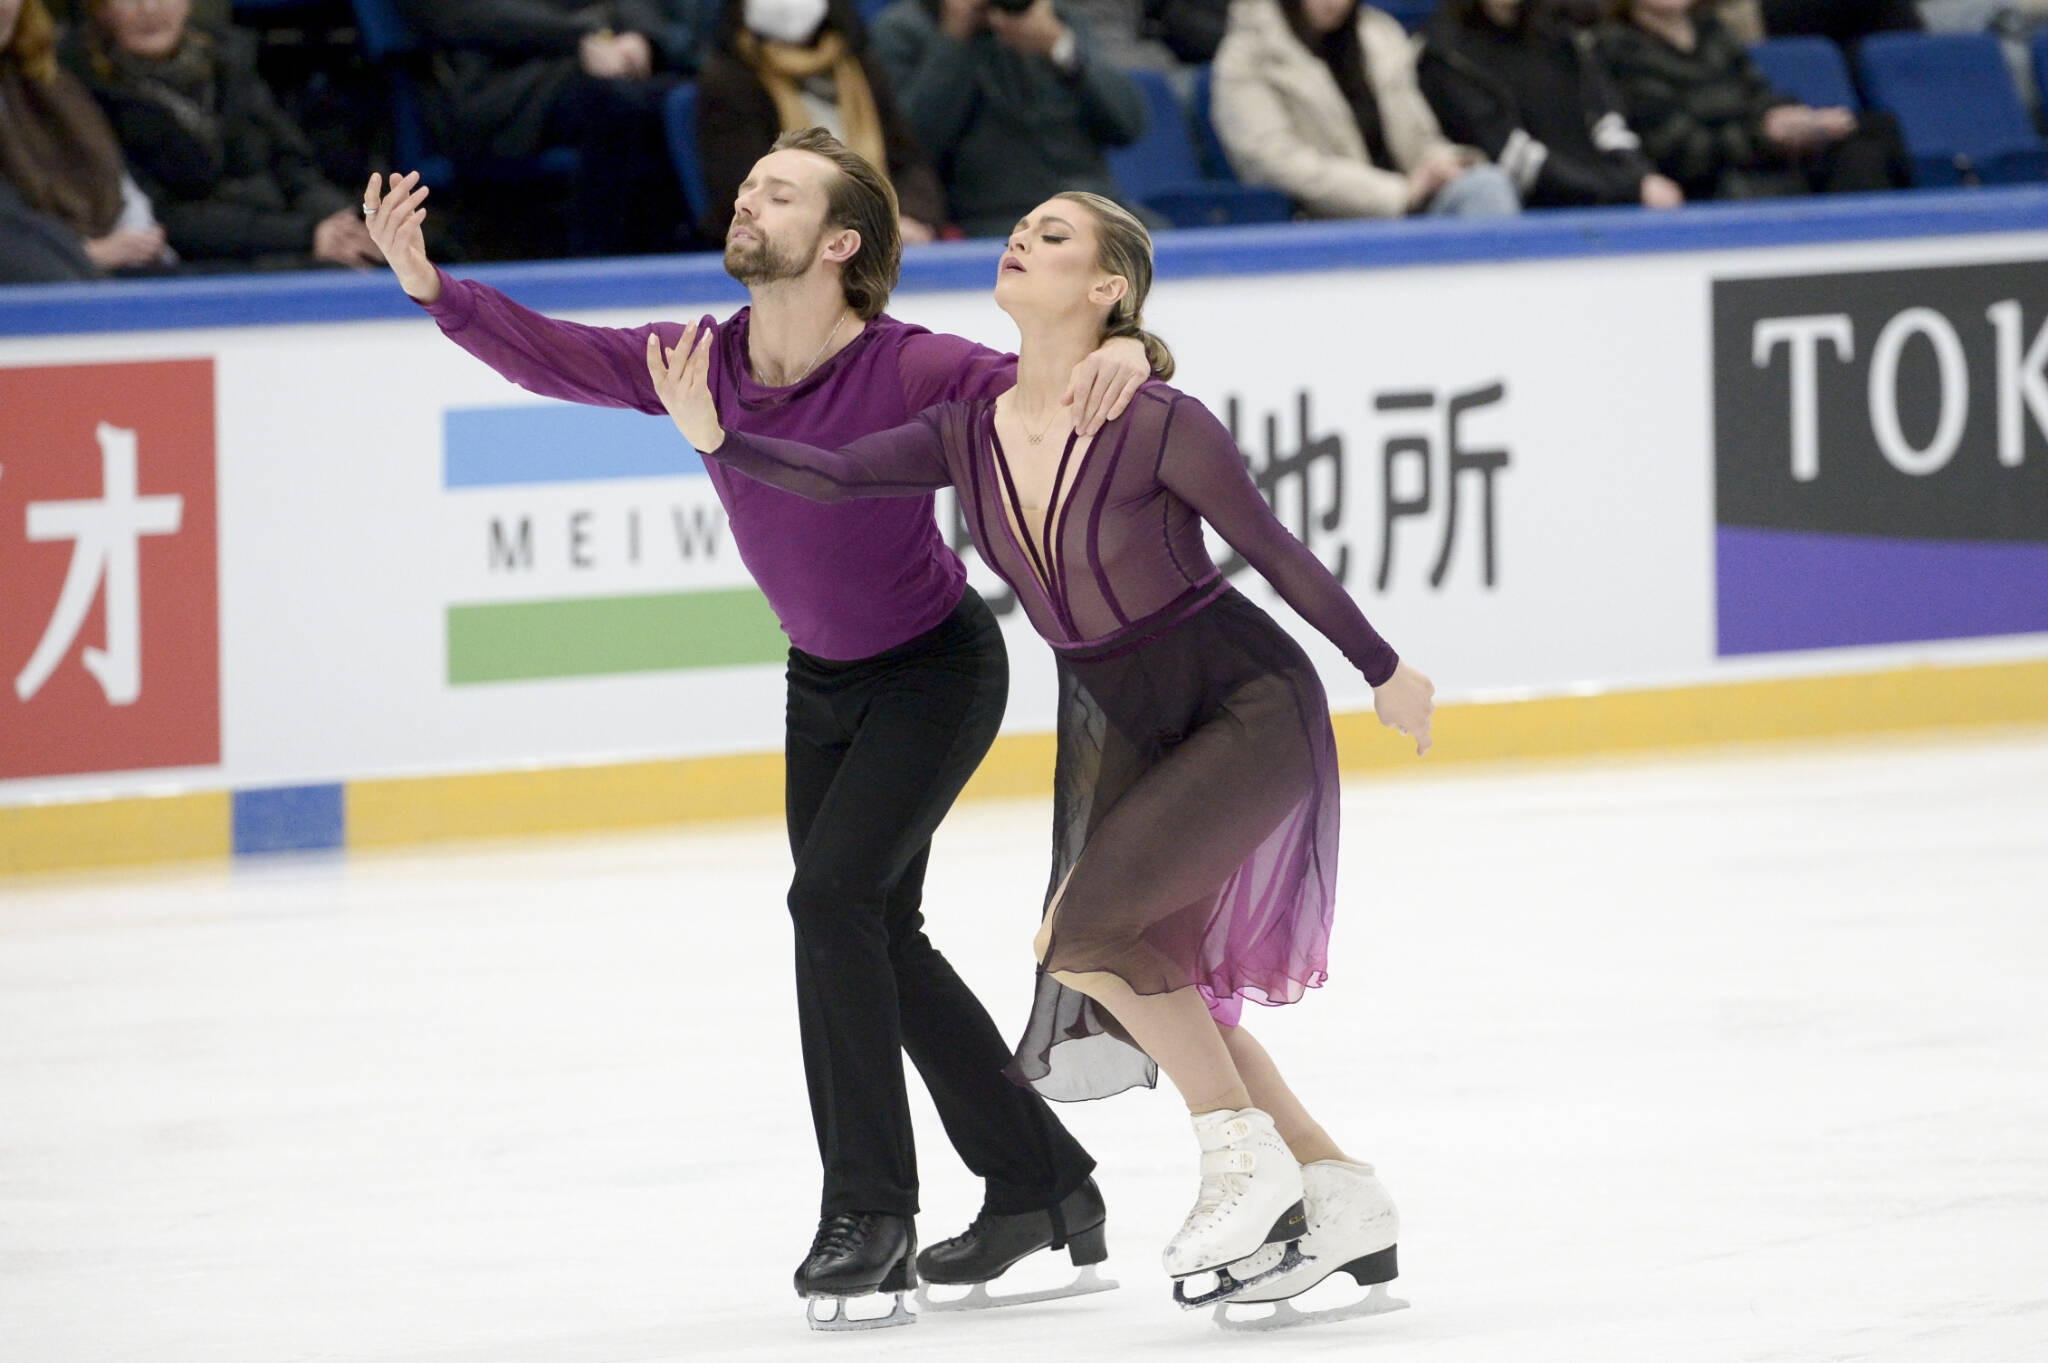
[1,360,219,780]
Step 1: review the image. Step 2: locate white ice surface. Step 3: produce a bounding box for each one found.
[4,730,2046,1363]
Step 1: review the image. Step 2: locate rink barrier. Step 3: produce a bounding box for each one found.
[7,654,2045,876]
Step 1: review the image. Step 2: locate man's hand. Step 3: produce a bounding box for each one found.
[1372,660,1435,757]
[312,208,384,269]
[1061,334,1151,435]
[646,323,726,453]
[988,0,1068,58]
[363,171,439,301]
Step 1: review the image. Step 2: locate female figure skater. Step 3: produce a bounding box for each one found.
[645,189,1434,1324]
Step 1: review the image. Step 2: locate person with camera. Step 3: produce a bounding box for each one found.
[870,0,1150,238]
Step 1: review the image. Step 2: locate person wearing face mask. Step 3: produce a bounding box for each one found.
[696,0,949,245]
[869,0,1150,239]
[61,0,377,271]
[1,0,169,282]
[1420,0,1683,209]
[397,0,713,257]
[1211,0,1523,219]
[1598,0,1913,200]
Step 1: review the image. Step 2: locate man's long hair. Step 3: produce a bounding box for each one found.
[771,127,901,320]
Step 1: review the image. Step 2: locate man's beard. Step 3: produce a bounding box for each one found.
[723,222,819,286]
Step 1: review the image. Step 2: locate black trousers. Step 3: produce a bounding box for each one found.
[784,587,1096,1220]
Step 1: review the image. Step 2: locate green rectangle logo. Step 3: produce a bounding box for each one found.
[447,589,788,683]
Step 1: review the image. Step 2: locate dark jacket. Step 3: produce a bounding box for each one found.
[1595,14,1800,200]
[695,46,948,240]
[62,23,351,262]
[400,0,712,159]
[1419,10,1653,208]
[870,0,1147,237]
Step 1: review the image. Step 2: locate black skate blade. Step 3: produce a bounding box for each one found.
[1173,1242,1311,1311]
[805,1291,916,1331]
[1212,1280,1410,1332]
[917,1265,1119,1312]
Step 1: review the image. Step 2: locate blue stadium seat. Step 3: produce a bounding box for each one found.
[662,84,713,232]
[350,0,577,188]
[2033,29,2048,119]
[1747,37,1860,111]
[1107,69,1292,228]
[1857,31,2048,186]
[1375,0,1435,32]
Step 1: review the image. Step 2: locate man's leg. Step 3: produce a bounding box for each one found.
[889,843,1097,1214]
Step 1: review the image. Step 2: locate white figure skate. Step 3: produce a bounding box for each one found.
[1213,1158,1408,1332]
[1162,1108,1310,1310]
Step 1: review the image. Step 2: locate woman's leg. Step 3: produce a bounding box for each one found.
[1050,967,1253,1114]
[1219,1024,1353,1166]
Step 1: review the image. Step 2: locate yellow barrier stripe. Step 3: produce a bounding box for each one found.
[0,791,230,876]
[5,656,2045,873]
[1328,655,2048,772]
[345,751,787,849]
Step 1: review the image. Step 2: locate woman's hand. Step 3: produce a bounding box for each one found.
[1061,334,1151,436]
[84,225,167,270]
[1373,660,1435,756]
[363,171,438,300]
[646,322,726,452]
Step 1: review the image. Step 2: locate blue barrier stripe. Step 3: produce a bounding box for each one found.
[231,784,345,856]
[446,404,704,486]
[4,187,2045,338]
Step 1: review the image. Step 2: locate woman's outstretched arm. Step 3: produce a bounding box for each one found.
[646,324,953,501]
[1158,393,1436,753]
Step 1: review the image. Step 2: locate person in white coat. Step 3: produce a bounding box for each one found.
[1210,0,1521,218]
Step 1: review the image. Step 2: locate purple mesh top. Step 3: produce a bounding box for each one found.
[707,383,1401,685]
[419,269,1016,660]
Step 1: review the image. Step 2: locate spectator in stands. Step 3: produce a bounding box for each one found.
[1920,2,2048,114]
[1060,0,1231,71]
[1210,0,1522,220]
[870,0,1148,238]
[1599,0,1913,199]
[1761,0,1921,45]
[63,0,380,271]
[1,0,168,282]
[400,0,712,257]
[696,0,948,245]
[1421,0,1684,209]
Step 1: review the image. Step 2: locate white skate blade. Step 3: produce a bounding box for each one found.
[1173,1242,1310,1310]
[917,1265,1119,1312]
[1213,1281,1409,1332]
[805,1291,916,1331]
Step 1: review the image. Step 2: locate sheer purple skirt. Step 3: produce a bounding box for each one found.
[1004,585,1341,1103]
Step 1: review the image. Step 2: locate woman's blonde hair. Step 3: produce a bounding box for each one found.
[1053,191,1175,381]
[5,0,60,82]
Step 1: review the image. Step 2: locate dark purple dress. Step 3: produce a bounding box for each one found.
[708,384,1401,1102]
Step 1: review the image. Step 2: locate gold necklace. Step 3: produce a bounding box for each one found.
[768,310,849,386]
[1013,396,1068,445]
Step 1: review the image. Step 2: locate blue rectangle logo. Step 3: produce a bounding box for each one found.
[445,404,703,487]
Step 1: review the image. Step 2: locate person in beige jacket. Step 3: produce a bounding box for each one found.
[1211,0,1521,218]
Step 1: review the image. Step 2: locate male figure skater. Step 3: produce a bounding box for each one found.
[363,129,1149,1329]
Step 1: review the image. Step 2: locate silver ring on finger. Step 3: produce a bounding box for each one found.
[363,203,376,216]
